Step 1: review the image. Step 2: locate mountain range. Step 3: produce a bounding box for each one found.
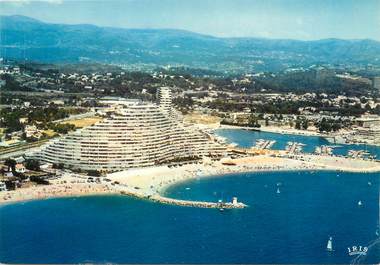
[1,15,380,72]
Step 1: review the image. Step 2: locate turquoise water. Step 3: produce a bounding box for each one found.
[0,129,379,263]
[215,128,380,158]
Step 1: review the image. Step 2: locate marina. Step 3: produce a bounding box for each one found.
[216,128,380,159]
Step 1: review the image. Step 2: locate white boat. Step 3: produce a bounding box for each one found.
[327,237,333,252]
[358,200,363,206]
[276,187,281,194]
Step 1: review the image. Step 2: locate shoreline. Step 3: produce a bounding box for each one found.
[218,124,380,147]
[219,124,324,137]
[0,191,118,207]
[2,154,379,207]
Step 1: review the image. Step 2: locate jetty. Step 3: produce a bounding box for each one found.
[117,187,247,209]
[149,195,248,209]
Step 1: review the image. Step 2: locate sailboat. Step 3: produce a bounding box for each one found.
[326,237,333,252]
[276,187,281,194]
[352,185,380,265]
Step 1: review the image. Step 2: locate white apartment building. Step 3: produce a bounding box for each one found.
[353,126,380,144]
[157,86,173,116]
[32,91,225,171]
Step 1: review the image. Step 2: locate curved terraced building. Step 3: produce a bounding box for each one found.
[34,90,225,171]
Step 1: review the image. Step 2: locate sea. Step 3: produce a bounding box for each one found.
[0,129,379,264]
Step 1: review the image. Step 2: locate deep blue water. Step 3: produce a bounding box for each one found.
[0,171,379,264]
[215,128,380,158]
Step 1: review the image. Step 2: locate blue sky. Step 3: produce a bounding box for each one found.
[1,0,379,40]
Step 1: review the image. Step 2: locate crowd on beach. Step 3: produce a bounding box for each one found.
[1,178,112,204]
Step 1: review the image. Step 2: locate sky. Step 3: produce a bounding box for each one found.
[0,0,379,40]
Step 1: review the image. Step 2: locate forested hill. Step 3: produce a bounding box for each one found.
[2,15,380,72]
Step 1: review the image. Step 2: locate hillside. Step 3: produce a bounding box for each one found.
[1,15,380,72]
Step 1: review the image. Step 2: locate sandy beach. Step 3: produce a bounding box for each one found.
[1,154,379,206]
[0,176,114,205]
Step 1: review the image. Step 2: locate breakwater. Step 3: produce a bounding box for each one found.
[149,195,247,209]
[118,189,247,209]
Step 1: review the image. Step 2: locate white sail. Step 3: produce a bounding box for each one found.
[327,237,333,251]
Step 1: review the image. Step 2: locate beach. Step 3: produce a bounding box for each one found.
[1,154,379,206]
[0,176,113,205]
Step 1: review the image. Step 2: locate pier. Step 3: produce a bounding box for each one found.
[254,139,276,150]
[348,149,370,159]
[286,142,305,154]
[315,145,333,155]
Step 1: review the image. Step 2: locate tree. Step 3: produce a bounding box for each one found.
[317,118,332,132]
[52,163,64,169]
[295,120,301,130]
[302,120,309,130]
[4,158,16,172]
[25,159,40,171]
[248,114,260,128]
[87,170,101,177]
[265,118,269,126]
